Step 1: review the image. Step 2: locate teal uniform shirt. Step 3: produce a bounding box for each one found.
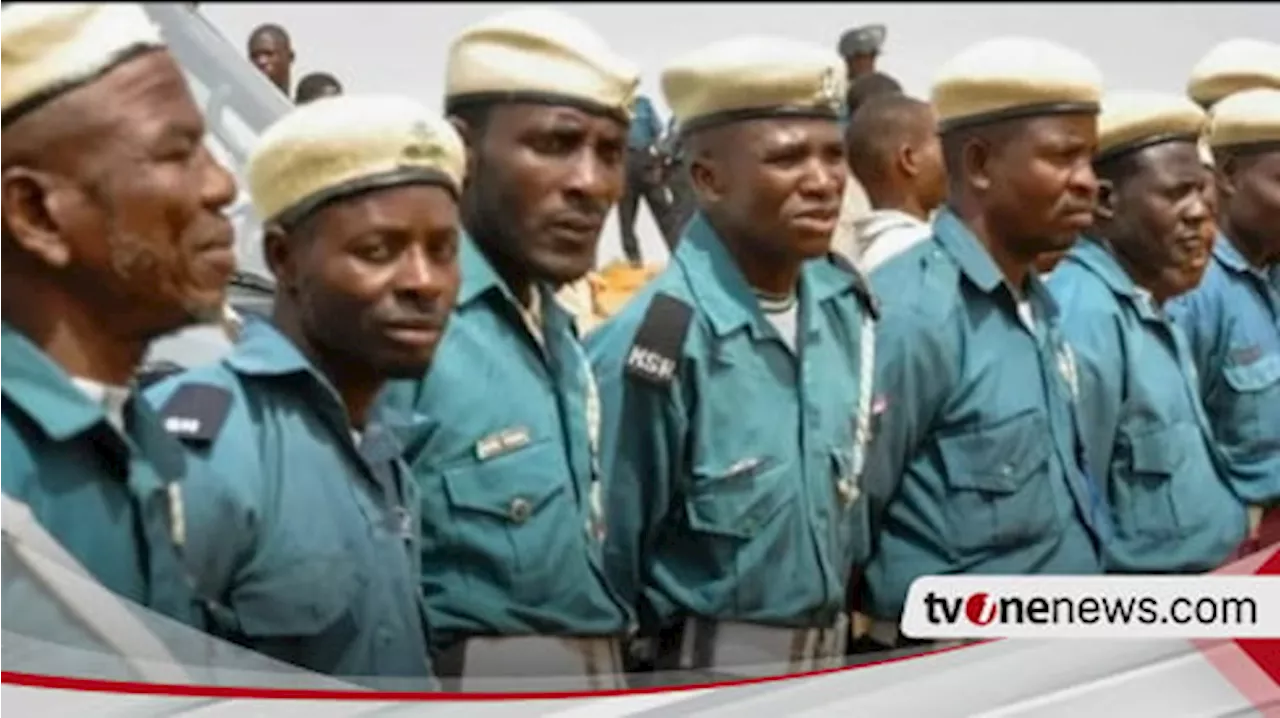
[629,95,662,151]
[1167,233,1280,506]
[144,318,433,688]
[1048,239,1245,572]
[377,235,630,646]
[862,209,1106,620]
[2,323,202,629]
[586,214,878,630]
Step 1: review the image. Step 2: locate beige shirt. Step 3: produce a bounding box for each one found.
[830,177,873,264]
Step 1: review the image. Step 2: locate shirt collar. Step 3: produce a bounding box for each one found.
[933,207,1063,322]
[0,323,184,484]
[1066,238,1163,322]
[1213,231,1260,275]
[674,213,860,338]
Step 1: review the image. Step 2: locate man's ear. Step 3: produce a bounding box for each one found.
[963,136,994,193]
[1,167,74,268]
[899,143,920,179]
[262,223,297,294]
[448,115,479,191]
[1215,155,1238,201]
[1094,178,1116,221]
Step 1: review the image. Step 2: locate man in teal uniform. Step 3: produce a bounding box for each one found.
[859,38,1108,649]
[2,3,237,630]
[1168,88,1280,547]
[145,96,465,688]
[1048,91,1245,573]
[588,36,877,678]
[376,8,638,689]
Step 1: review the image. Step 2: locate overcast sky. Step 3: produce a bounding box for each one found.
[202,1,1278,266]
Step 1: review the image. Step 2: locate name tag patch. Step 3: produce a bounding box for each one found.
[475,426,532,461]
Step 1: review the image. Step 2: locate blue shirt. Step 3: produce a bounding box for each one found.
[628,95,662,151]
[587,214,877,629]
[1168,234,1280,505]
[145,319,433,688]
[1048,239,1245,572]
[861,209,1105,619]
[377,236,631,645]
[2,323,202,629]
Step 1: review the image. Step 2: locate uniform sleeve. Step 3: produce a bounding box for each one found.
[143,376,259,606]
[1056,304,1127,488]
[587,311,688,610]
[862,303,953,537]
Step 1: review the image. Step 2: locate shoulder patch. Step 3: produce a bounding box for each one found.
[830,251,880,320]
[625,292,694,388]
[158,384,233,444]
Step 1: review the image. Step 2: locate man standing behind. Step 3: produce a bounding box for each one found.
[1049,91,1245,573]
[589,36,878,677]
[1168,89,1280,549]
[2,2,237,629]
[619,93,675,262]
[295,71,343,105]
[860,38,1106,649]
[248,23,294,96]
[845,93,947,271]
[376,8,638,689]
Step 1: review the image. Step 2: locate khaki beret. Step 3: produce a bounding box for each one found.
[1,3,164,125]
[248,95,467,228]
[444,8,640,121]
[1207,88,1280,153]
[662,36,846,134]
[1187,39,1280,108]
[838,25,886,58]
[1096,91,1206,163]
[932,37,1102,133]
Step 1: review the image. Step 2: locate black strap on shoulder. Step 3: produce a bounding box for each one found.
[625,293,695,388]
[829,252,881,320]
[158,384,233,444]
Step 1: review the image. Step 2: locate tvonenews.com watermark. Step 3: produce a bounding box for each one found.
[899,577,1280,639]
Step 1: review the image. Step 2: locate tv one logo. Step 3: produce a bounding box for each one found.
[927,591,1001,626]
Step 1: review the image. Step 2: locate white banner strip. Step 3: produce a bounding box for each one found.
[900,576,1280,639]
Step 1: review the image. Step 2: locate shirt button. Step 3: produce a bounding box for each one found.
[509,497,532,523]
[1001,464,1014,476]
[378,626,392,644]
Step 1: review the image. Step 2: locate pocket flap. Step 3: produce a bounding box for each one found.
[1124,424,1186,475]
[937,411,1050,494]
[442,440,568,521]
[230,553,359,637]
[1223,352,1280,393]
[686,457,796,539]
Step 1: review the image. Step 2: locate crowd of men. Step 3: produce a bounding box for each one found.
[2,1,1279,693]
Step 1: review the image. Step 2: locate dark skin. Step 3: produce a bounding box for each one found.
[689,117,847,296]
[947,113,1098,290]
[849,100,946,221]
[266,184,461,427]
[451,103,627,304]
[1095,142,1214,304]
[1216,149,1280,269]
[248,27,294,94]
[1,50,236,386]
[845,54,877,80]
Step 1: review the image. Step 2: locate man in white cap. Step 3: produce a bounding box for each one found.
[587,35,877,678]
[1185,39,1280,225]
[1168,88,1280,556]
[857,37,1108,650]
[376,8,638,689]
[146,96,465,688]
[1048,91,1245,574]
[2,3,236,629]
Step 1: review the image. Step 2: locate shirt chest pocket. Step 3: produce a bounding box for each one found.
[1114,424,1189,540]
[441,440,574,588]
[1222,352,1280,429]
[685,456,798,541]
[220,551,362,672]
[936,411,1057,555]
